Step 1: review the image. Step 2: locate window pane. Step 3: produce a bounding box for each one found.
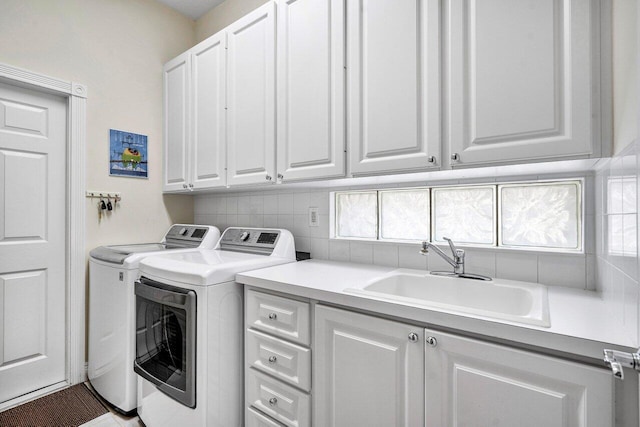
[336,192,377,238]
[500,182,581,249]
[433,186,495,244]
[380,189,430,240]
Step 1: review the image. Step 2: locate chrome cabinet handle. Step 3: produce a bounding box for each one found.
[427,156,436,164]
[268,397,277,406]
[451,153,460,162]
[182,184,188,189]
[268,312,277,320]
[408,332,419,343]
[426,336,438,347]
[268,355,277,364]
[266,175,272,181]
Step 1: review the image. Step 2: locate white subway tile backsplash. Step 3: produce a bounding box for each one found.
[463,250,496,278]
[293,214,309,238]
[350,242,374,264]
[295,236,311,253]
[538,254,587,289]
[237,196,251,214]
[293,192,311,215]
[227,196,238,214]
[263,194,278,215]
[278,193,294,214]
[329,240,350,262]
[373,245,399,268]
[310,191,330,215]
[495,252,538,283]
[250,196,264,215]
[277,214,294,230]
[309,214,330,239]
[399,245,428,270]
[263,214,278,228]
[310,238,329,260]
[215,197,227,215]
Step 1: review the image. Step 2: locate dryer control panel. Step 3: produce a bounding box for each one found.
[219,228,281,255]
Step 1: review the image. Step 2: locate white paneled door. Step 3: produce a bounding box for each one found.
[0,82,67,403]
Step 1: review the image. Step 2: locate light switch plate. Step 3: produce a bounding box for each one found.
[309,207,319,227]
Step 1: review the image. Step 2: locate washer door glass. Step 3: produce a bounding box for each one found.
[134,278,196,408]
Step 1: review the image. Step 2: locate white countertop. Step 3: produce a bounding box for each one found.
[236,259,638,362]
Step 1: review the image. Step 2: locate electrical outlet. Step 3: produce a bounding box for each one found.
[309,207,319,227]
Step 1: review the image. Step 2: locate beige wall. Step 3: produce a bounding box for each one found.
[0,0,196,261]
[195,0,268,42]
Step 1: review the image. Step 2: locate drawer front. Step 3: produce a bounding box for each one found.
[246,290,310,345]
[247,328,311,391]
[247,368,310,427]
[246,406,286,427]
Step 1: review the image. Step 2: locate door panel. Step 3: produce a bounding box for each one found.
[425,328,614,426]
[163,53,190,191]
[192,33,227,188]
[276,0,345,181]
[447,0,594,165]
[226,2,276,186]
[0,82,66,403]
[348,0,441,174]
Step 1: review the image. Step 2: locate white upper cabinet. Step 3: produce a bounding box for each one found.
[163,52,190,192]
[226,2,277,186]
[447,0,600,166]
[276,0,345,182]
[191,33,227,189]
[348,0,441,175]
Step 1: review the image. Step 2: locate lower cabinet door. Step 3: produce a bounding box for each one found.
[424,328,614,427]
[314,305,424,427]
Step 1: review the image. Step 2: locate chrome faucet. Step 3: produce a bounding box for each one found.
[419,237,491,281]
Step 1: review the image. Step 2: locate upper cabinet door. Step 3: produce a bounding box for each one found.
[191,33,227,189]
[348,0,441,175]
[447,0,598,166]
[226,2,276,186]
[163,52,190,192]
[276,0,345,182]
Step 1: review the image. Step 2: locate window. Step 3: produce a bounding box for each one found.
[332,179,583,252]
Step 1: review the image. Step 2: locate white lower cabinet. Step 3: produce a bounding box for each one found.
[314,305,425,427]
[245,290,311,427]
[244,293,618,427]
[424,328,614,427]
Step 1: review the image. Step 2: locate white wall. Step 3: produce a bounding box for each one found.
[0,0,196,261]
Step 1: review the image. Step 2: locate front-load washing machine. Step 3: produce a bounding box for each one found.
[88,224,220,414]
[134,227,296,427]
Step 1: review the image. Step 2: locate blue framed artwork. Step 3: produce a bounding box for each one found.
[109,129,148,178]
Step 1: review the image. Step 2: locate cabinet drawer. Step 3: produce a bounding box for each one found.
[246,406,286,427]
[247,368,310,427]
[247,328,311,391]
[246,290,310,345]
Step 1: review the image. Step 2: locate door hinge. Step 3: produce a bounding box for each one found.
[603,348,640,379]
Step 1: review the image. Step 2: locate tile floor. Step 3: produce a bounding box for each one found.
[80,383,143,427]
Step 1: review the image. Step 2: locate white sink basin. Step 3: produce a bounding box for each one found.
[345,270,550,327]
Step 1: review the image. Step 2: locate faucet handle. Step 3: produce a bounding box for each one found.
[442,237,458,256]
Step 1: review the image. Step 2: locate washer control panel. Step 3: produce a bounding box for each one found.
[165,225,211,247]
[219,228,281,254]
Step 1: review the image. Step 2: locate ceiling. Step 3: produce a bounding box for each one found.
[156,0,225,20]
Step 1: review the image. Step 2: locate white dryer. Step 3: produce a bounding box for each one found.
[134,227,296,427]
[88,224,220,414]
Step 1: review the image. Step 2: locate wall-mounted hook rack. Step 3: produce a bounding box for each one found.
[86,191,121,200]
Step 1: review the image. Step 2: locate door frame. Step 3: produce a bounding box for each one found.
[0,62,86,406]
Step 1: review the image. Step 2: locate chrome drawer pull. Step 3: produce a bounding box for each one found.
[268,397,278,406]
[268,313,277,320]
[268,355,277,364]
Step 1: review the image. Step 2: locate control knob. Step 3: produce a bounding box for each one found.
[239,231,251,242]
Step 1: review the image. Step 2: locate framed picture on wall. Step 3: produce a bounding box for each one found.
[109,129,148,178]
